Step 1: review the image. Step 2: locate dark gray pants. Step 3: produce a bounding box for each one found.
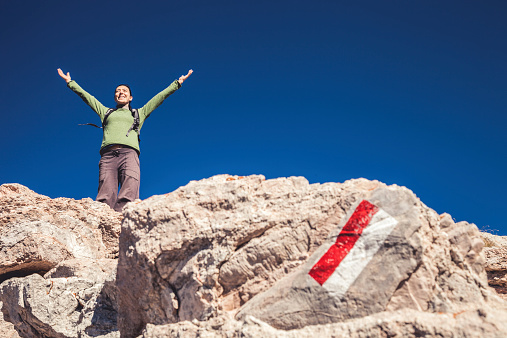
[97,147,140,212]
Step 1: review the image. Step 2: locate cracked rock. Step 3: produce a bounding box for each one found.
[0,183,122,284]
[2,177,507,337]
[0,259,119,338]
[117,174,507,337]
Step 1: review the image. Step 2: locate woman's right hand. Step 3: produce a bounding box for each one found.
[57,68,72,83]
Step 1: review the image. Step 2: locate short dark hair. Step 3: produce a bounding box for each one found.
[116,84,132,96]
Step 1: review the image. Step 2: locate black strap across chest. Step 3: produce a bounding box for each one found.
[79,107,141,141]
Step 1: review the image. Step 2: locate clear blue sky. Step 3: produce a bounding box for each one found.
[1,1,506,235]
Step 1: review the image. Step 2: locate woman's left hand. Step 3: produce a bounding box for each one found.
[178,69,193,85]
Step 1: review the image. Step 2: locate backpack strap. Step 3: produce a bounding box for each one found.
[79,108,115,129]
[80,107,140,143]
[102,108,116,128]
[126,108,141,142]
[78,123,102,128]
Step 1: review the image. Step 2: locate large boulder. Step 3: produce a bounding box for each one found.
[117,175,365,335]
[0,183,122,337]
[235,189,492,328]
[117,175,507,337]
[0,183,121,283]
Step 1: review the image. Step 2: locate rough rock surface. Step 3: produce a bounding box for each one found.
[0,183,122,283]
[0,183,121,337]
[140,310,505,338]
[117,175,365,335]
[117,175,507,337]
[1,178,507,338]
[482,232,507,300]
[0,259,118,337]
[0,302,20,338]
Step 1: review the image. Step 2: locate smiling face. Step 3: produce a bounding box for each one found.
[114,85,133,106]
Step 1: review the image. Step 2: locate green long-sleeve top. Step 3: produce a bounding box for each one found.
[68,79,181,154]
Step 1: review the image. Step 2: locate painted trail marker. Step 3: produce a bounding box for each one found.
[309,200,398,296]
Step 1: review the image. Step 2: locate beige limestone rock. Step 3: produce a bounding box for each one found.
[0,183,122,283]
[0,259,119,338]
[0,183,121,337]
[1,178,507,338]
[140,308,507,338]
[117,174,507,337]
[482,232,507,300]
[235,188,495,330]
[117,175,376,336]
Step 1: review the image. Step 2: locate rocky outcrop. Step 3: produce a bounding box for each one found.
[482,232,507,300]
[0,183,121,283]
[0,183,121,337]
[117,175,507,337]
[1,177,506,338]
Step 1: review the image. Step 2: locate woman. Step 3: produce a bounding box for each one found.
[57,68,193,212]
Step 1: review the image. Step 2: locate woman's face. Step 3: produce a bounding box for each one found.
[114,85,132,106]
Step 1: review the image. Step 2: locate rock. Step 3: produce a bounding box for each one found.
[234,188,494,329]
[0,183,122,283]
[140,309,507,338]
[116,174,507,337]
[117,175,374,336]
[0,302,20,338]
[0,258,119,338]
[2,177,507,338]
[482,232,507,300]
[235,187,424,328]
[0,183,121,337]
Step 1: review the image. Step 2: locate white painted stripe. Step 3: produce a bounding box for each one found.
[321,209,398,297]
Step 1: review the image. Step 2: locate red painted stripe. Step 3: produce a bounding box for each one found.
[309,200,379,286]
